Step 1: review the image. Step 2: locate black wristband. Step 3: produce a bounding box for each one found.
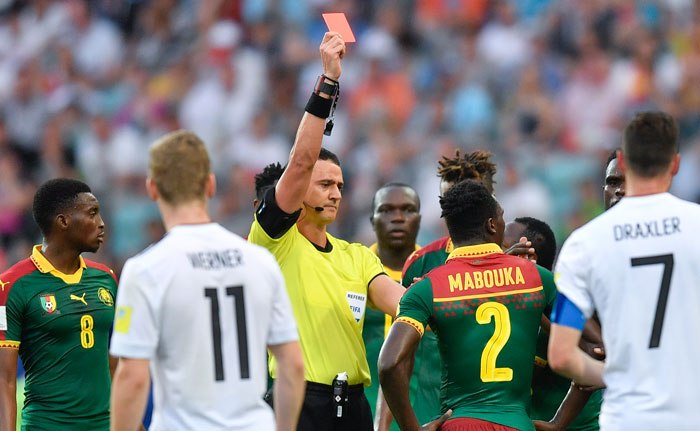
[305,92,333,119]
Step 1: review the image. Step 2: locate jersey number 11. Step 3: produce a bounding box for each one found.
[204,286,250,381]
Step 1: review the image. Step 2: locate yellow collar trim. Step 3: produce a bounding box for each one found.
[445,238,454,253]
[31,245,86,284]
[446,243,502,261]
[369,243,420,282]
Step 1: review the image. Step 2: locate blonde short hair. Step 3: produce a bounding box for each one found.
[149,130,210,205]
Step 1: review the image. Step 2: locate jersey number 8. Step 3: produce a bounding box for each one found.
[80,315,94,349]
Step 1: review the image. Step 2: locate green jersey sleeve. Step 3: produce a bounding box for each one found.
[396,278,434,336]
[535,265,557,318]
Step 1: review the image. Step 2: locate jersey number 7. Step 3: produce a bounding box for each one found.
[204,286,250,381]
[630,254,674,349]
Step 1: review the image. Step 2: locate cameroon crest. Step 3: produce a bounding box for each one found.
[40,295,57,313]
[98,288,114,306]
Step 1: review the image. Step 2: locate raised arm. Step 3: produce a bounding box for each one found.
[274,33,345,213]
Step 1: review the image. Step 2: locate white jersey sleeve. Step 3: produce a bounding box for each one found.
[264,253,298,346]
[110,258,161,359]
[554,228,595,319]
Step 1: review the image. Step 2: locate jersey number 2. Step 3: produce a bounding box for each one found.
[476,302,513,382]
[204,286,250,381]
[631,254,674,349]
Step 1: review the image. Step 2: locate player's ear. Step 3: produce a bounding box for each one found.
[55,213,69,231]
[670,153,681,176]
[146,177,159,202]
[486,217,497,236]
[617,150,626,174]
[206,173,216,198]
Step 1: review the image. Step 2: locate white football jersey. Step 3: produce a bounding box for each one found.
[555,193,700,431]
[110,223,298,431]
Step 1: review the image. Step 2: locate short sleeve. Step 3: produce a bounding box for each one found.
[401,253,424,288]
[109,259,160,359]
[395,279,434,337]
[1,283,24,346]
[554,229,595,319]
[265,255,299,346]
[360,247,385,286]
[248,216,297,262]
[535,265,558,318]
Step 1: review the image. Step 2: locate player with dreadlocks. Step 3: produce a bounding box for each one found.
[436,149,497,195]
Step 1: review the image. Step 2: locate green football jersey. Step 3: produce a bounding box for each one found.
[530,330,602,431]
[396,244,557,431]
[363,243,411,430]
[0,246,117,431]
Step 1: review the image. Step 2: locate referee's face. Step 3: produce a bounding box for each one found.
[304,159,344,223]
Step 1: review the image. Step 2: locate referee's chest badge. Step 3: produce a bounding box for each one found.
[39,294,58,313]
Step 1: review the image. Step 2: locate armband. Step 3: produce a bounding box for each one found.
[305,93,333,119]
[551,293,586,331]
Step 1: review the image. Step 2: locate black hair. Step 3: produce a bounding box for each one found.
[33,178,92,237]
[606,148,619,167]
[437,149,497,192]
[622,111,678,177]
[254,162,285,201]
[440,180,498,244]
[371,182,420,212]
[513,217,556,270]
[319,147,341,167]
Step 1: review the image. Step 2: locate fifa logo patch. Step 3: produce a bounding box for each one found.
[98,288,114,306]
[115,306,132,333]
[40,294,57,313]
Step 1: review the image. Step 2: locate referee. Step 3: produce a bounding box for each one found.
[248,33,405,431]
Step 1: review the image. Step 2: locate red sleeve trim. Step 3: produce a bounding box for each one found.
[84,259,118,284]
[0,258,36,304]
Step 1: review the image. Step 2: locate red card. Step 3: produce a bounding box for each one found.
[322,13,356,43]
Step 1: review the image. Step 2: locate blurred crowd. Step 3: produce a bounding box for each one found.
[1,0,700,274]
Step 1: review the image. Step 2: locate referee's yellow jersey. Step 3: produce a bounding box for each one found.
[250,218,385,386]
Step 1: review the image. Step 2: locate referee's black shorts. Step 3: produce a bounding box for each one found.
[265,381,373,431]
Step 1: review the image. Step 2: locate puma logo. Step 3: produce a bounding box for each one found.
[0,280,8,291]
[70,293,87,306]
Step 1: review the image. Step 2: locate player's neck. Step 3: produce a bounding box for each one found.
[158,200,211,232]
[376,243,415,272]
[624,174,672,198]
[297,218,328,248]
[40,242,83,274]
[452,237,493,249]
